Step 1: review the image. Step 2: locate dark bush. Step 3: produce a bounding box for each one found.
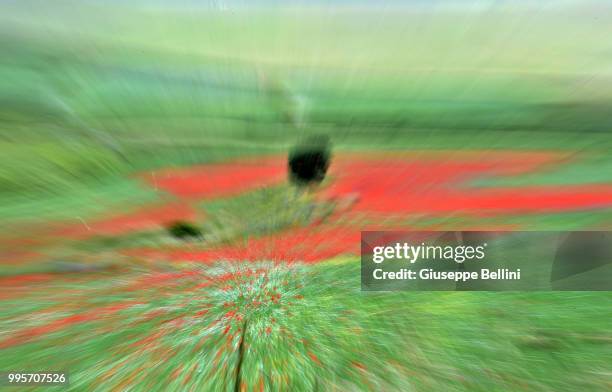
[167,221,203,240]
[288,136,331,184]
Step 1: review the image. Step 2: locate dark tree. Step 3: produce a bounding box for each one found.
[288,135,331,185]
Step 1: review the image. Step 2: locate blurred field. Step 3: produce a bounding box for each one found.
[1,1,612,391]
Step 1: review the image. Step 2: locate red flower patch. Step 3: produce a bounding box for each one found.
[124,150,612,265]
[125,225,360,264]
[323,151,612,216]
[143,156,286,199]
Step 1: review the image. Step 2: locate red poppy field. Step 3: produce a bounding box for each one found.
[2,150,612,391]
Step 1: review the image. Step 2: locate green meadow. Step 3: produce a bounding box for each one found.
[1,2,611,391]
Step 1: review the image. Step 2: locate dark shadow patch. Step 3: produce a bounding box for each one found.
[166,221,203,240]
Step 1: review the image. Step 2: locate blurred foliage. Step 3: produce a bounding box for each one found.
[202,185,335,245]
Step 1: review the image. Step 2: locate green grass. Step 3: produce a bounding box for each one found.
[1,2,612,391]
[1,260,610,391]
[201,185,336,245]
